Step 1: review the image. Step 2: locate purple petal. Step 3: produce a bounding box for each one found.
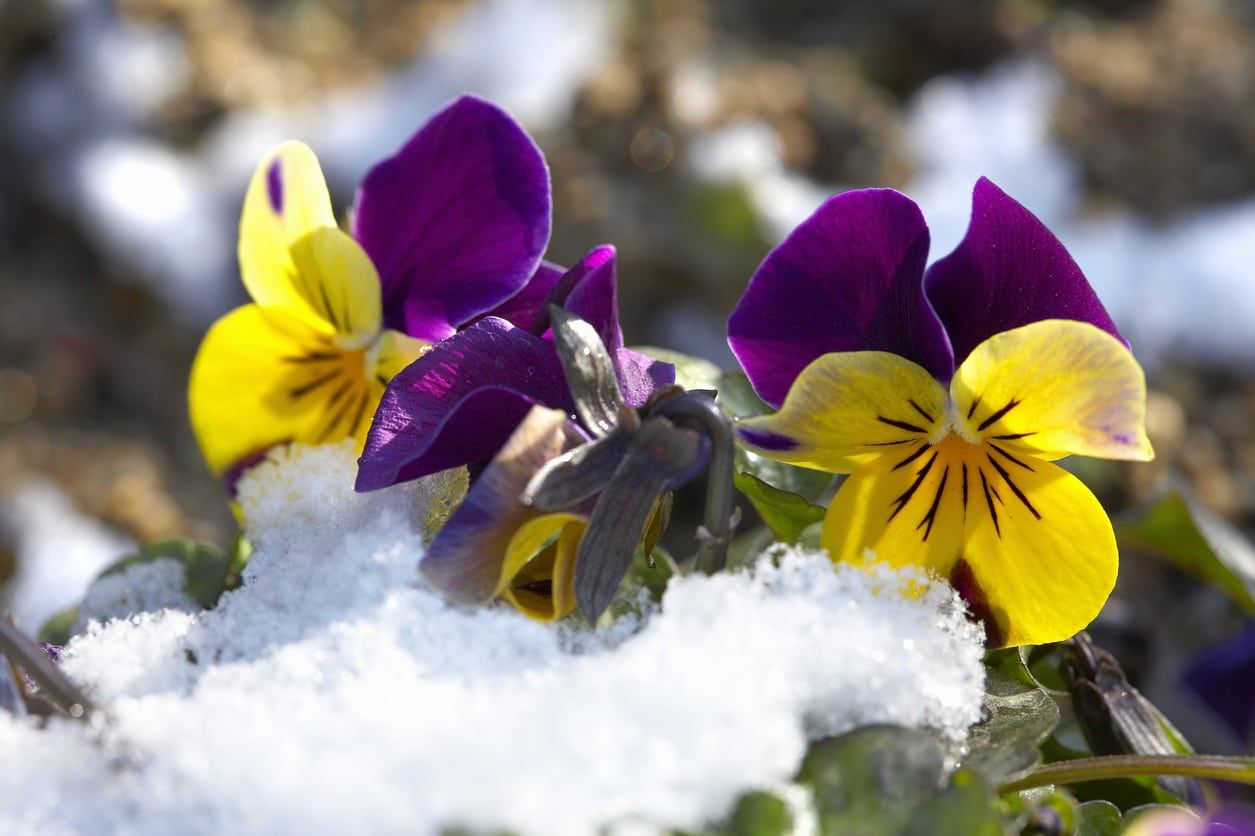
[562,245,622,354]
[355,318,572,491]
[478,246,623,351]
[352,95,552,342]
[924,177,1124,367]
[420,406,576,605]
[727,188,953,408]
[475,261,564,331]
[1183,626,1255,746]
[616,347,674,408]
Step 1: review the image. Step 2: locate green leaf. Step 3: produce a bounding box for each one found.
[964,666,1060,784]
[1116,491,1255,614]
[101,539,237,611]
[1075,800,1123,836]
[717,372,832,502]
[902,768,1003,836]
[733,472,826,545]
[797,726,948,835]
[725,790,792,836]
[36,606,79,646]
[632,347,722,394]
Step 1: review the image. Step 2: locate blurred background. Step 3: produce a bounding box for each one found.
[0,0,1252,754]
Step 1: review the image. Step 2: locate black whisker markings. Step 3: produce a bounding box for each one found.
[967,396,981,420]
[283,352,340,364]
[289,369,341,400]
[977,398,1021,432]
[326,378,353,409]
[979,469,1001,538]
[987,455,1042,520]
[375,374,390,388]
[993,432,1035,441]
[907,399,935,424]
[916,465,949,542]
[961,462,969,517]
[316,381,358,442]
[318,283,342,331]
[877,415,928,434]
[990,443,1035,471]
[888,450,937,522]
[892,442,931,472]
[866,439,915,447]
[346,389,370,436]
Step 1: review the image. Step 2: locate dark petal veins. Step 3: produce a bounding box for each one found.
[353,95,552,342]
[924,178,1125,366]
[728,187,953,408]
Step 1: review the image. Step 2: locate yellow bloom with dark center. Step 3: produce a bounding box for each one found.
[738,320,1152,647]
[188,143,425,479]
[727,181,1155,648]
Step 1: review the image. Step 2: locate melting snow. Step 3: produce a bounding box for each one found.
[0,442,985,835]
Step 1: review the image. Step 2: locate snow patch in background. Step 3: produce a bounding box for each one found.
[5,0,619,324]
[0,481,132,632]
[0,443,985,835]
[906,61,1255,367]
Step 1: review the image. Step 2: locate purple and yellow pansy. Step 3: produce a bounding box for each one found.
[354,245,674,492]
[727,178,1153,648]
[188,95,551,483]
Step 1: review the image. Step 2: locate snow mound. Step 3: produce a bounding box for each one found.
[74,558,199,631]
[0,443,984,835]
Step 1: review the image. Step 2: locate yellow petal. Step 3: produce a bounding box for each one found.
[736,351,949,473]
[822,435,967,576]
[951,319,1153,462]
[499,512,586,621]
[371,328,429,382]
[239,141,381,344]
[958,457,1118,648]
[188,304,372,476]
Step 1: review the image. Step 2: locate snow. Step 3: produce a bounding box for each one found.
[4,0,618,324]
[0,442,985,835]
[906,61,1255,368]
[0,480,133,633]
[74,558,199,633]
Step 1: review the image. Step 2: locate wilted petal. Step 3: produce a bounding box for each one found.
[550,307,628,437]
[728,188,953,407]
[353,95,552,341]
[576,418,703,620]
[523,430,630,510]
[355,318,572,490]
[925,178,1124,367]
[500,512,586,621]
[419,407,574,605]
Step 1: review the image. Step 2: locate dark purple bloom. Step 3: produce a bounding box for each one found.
[1183,626,1255,746]
[728,177,1123,406]
[353,94,552,342]
[356,246,674,491]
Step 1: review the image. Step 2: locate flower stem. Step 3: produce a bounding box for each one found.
[653,392,736,574]
[998,754,1255,794]
[0,616,97,721]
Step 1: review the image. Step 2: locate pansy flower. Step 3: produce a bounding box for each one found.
[727,178,1153,648]
[189,95,550,483]
[355,245,675,491]
[418,310,711,622]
